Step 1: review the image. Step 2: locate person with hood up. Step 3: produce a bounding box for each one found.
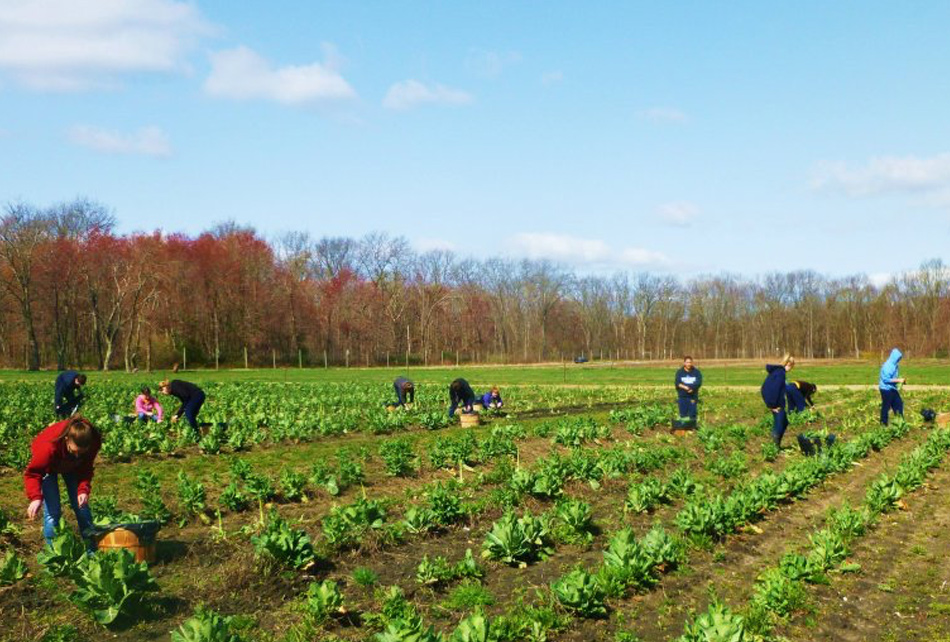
[674,356,702,421]
[393,376,415,408]
[448,378,476,417]
[879,348,906,425]
[761,354,795,446]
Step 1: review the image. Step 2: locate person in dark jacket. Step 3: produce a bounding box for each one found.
[393,376,415,408]
[448,378,476,417]
[786,380,817,413]
[761,354,795,446]
[24,416,101,550]
[54,370,87,419]
[159,379,206,436]
[674,356,702,421]
[878,348,905,425]
[481,386,504,410]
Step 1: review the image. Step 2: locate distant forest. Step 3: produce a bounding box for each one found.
[1,199,948,371]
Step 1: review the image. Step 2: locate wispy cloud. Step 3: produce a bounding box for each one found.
[382,80,472,111]
[659,201,699,227]
[414,237,458,253]
[68,125,172,157]
[0,0,210,90]
[639,107,688,124]
[541,70,563,86]
[465,48,521,78]
[507,232,669,269]
[811,153,950,197]
[204,45,356,106]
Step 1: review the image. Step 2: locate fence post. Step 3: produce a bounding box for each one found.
[244,346,248,369]
[272,349,276,369]
[183,347,187,371]
[299,349,303,369]
[346,349,350,368]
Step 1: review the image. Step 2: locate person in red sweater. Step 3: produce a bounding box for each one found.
[24,416,101,549]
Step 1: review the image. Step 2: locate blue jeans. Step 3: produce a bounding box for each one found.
[786,385,807,413]
[41,473,95,551]
[770,407,788,446]
[182,391,206,431]
[880,389,903,425]
[138,412,160,423]
[677,396,698,420]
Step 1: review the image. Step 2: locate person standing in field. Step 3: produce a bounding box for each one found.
[393,376,415,408]
[135,386,164,423]
[481,386,504,410]
[674,356,702,422]
[54,370,86,419]
[761,354,795,446]
[24,416,101,551]
[879,348,906,425]
[159,379,206,437]
[448,378,476,417]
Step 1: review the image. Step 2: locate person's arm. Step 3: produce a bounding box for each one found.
[135,395,147,415]
[23,442,53,502]
[154,401,164,421]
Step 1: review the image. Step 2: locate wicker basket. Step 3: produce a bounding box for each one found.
[459,413,480,428]
[938,413,950,427]
[96,528,156,563]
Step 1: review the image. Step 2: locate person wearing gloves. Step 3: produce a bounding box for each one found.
[24,416,102,550]
[54,370,87,419]
[480,386,504,410]
[393,376,415,408]
[761,354,795,447]
[674,356,702,421]
[159,379,206,437]
[879,348,906,425]
[135,386,164,423]
[786,381,817,413]
[448,378,476,417]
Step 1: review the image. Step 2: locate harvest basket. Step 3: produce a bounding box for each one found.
[938,413,950,427]
[459,413,480,428]
[92,521,161,563]
[472,402,485,413]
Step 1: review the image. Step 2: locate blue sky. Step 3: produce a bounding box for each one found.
[2,1,949,281]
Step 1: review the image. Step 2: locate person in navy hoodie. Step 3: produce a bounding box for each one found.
[761,354,795,446]
[674,356,702,421]
[878,348,906,425]
[393,376,415,408]
[54,370,86,419]
[785,380,817,413]
[448,378,476,417]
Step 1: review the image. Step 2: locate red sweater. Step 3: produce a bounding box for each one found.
[23,420,101,501]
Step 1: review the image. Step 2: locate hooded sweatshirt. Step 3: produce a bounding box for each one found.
[674,367,703,398]
[760,364,788,408]
[24,420,101,501]
[879,349,903,391]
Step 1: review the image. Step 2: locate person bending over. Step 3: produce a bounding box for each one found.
[448,378,476,417]
[160,379,206,437]
[761,354,794,447]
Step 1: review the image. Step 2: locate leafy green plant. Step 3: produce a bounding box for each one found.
[352,566,379,587]
[750,567,807,620]
[551,568,607,618]
[625,478,669,513]
[403,506,438,535]
[482,511,554,567]
[279,468,308,502]
[71,549,158,625]
[171,605,245,642]
[677,601,747,642]
[0,549,28,585]
[553,498,594,544]
[219,481,250,513]
[251,510,317,571]
[322,496,387,550]
[304,579,344,623]
[428,481,465,526]
[37,526,86,578]
[450,609,498,642]
[443,582,495,610]
[379,438,418,477]
[176,471,209,526]
[601,528,656,590]
[134,469,171,524]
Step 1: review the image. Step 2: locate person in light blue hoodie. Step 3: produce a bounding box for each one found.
[878,348,906,425]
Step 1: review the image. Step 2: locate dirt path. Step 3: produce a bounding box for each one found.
[779,457,950,642]
[581,425,937,642]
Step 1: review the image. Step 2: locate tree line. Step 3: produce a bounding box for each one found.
[1,199,948,371]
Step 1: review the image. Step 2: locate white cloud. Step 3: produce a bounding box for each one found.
[541,70,563,86]
[465,48,521,78]
[0,0,210,90]
[639,107,688,123]
[659,201,699,227]
[204,45,356,105]
[811,153,950,197]
[868,272,893,288]
[68,124,172,157]
[507,232,669,269]
[382,80,472,111]
[414,238,458,253]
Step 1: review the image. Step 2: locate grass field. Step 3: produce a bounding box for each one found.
[1,363,949,642]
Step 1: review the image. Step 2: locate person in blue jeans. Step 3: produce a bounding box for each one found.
[785,380,817,413]
[674,356,702,421]
[448,378,476,417]
[160,379,206,437]
[24,417,101,551]
[878,348,906,425]
[761,354,795,446]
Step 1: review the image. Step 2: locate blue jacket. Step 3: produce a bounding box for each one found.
[879,348,903,391]
[674,367,702,398]
[761,364,787,409]
[54,370,82,412]
[481,391,503,407]
[448,378,476,417]
[393,377,414,406]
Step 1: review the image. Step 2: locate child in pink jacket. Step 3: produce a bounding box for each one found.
[135,386,164,423]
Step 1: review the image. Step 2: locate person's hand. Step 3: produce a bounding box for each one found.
[899,378,907,384]
[770,407,781,414]
[685,387,693,394]
[27,499,42,520]
[77,493,88,508]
